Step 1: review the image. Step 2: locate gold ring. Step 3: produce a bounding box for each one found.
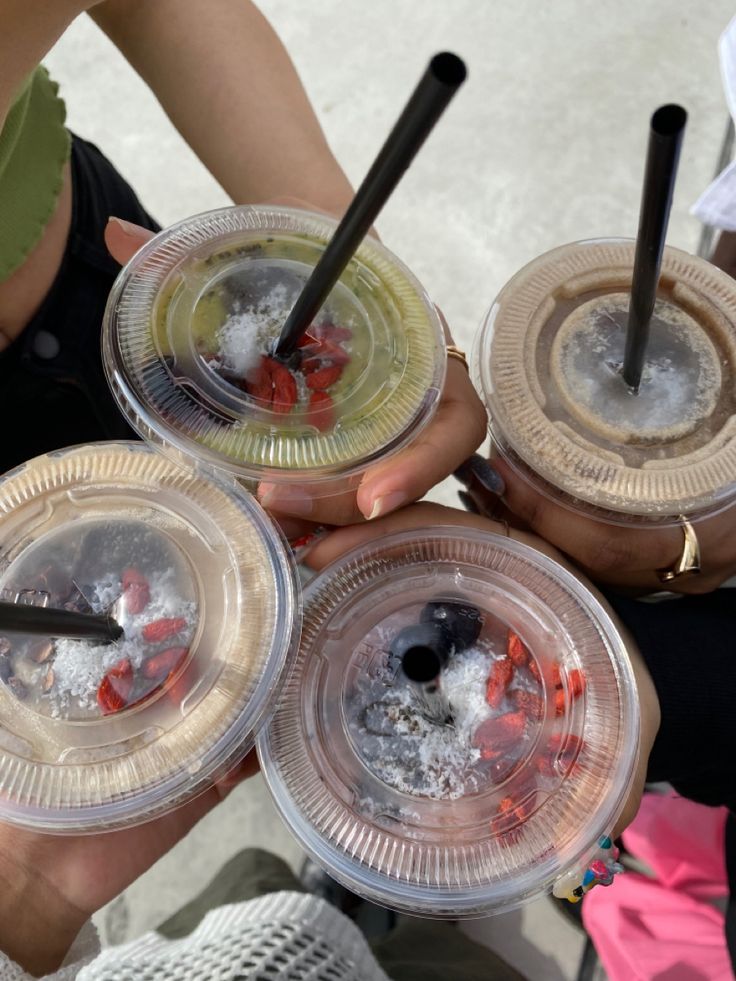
[446,345,469,372]
[656,516,701,583]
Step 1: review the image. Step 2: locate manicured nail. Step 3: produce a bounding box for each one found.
[457,490,481,515]
[107,216,141,236]
[259,486,314,517]
[366,490,408,520]
[454,454,505,495]
[289,525,331,563]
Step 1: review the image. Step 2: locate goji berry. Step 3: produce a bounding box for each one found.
[473,710,526,759]
[528,659,542,683]
[97,658,134,715]
[551,662,562,688]
[142,617,187,644]
[569,669,586,698]
[142,646,188,681]
[499,709,526,737]
[288,533,316,550]
[513,797,533,822]
[301,358,322,375]
[306,391,335,431]
[244,360,274,403]
[491,794,530,833]
[305,364,343,391]
[265,358,298,413]
[122,567,150,615]
[555,689,566,716]
[498,796,515,816]
[510,689,544,719]
[485,657,514,708]
[554,669,586,715]
[506,630,528,667]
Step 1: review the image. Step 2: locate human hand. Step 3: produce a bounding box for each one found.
[456,454,736,595]
[0,753,257,976]
[105,217,488,531]
[303,502,660,841]
[257,309,487,527]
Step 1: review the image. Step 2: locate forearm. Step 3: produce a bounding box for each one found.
[91,0,354,212]
[0,1,103,127]
[0,845,86,976]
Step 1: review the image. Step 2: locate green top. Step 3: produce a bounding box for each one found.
[0,66,70,282]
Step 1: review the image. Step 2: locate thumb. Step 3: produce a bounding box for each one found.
[105,217,157,265]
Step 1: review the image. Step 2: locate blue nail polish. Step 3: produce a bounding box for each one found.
[468,455,505,495]
[453,458,475,486]
[457,491,481,515]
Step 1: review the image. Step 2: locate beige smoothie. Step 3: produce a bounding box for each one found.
[474,239,736,523]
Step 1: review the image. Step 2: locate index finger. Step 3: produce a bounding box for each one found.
[356,359,487,520]
[104,217,156,265]
[305,501,508,571]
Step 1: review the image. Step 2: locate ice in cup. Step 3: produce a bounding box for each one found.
[102,206,446,497]
[0,442,298,832]
[258,527,639,917]
[473,239,736,524]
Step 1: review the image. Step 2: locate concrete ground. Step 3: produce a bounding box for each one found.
[46,2,734,977]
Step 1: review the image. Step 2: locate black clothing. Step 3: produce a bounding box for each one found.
[0,134,159,474]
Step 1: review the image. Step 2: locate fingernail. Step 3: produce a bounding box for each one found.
[457,490,481,515]
[454,454,505,495]
[107,216,140,236]
[365,490,408,521]
[259,486,314,517]
[289,525,331,564]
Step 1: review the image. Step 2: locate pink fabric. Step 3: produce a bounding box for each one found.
[623,793,728,900]
[582,794,733,981]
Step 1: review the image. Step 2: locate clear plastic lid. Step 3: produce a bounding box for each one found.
[0,442,299,832]
[473,239,736,525]
[103,206,445,489]
[258,527,639,917]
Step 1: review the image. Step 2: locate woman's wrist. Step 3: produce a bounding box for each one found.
[0,843,87,975]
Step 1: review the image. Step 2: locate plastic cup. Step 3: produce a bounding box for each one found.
[102,205,445,498]
[0,441,298,832]
[473,239,736,525]
[258,527,639,917]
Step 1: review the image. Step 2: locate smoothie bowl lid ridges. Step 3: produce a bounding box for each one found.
[0,441,300,832]
[472,238,736,525]
[103,205,446,486]
[258,526,640,916]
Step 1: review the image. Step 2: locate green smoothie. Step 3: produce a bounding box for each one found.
[104,207,445,489]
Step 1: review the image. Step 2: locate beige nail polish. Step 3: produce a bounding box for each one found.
[366,491,408,520]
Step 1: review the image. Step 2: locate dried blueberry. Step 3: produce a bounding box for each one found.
[391,622,452,683]
[7,677,27,700]
[420,601,483,651]
[0,654,11,683]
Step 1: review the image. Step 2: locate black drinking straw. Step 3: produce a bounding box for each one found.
[401,642,453,725]
[622,104,687,391]
[274,52,467,358]
[0,601,124,643]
